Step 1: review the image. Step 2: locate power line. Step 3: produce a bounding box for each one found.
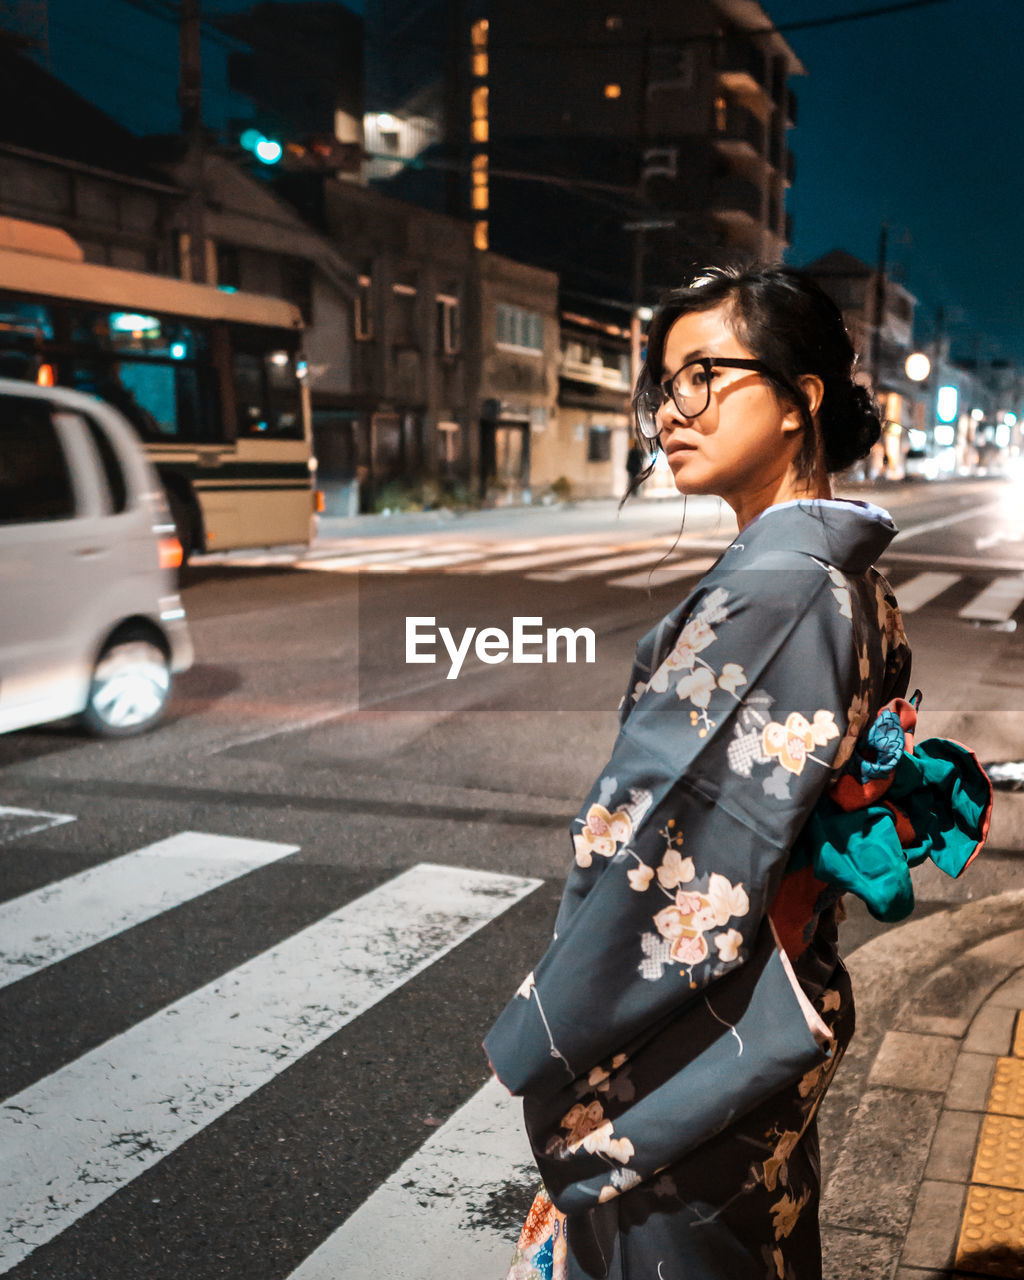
[371,0,954,50]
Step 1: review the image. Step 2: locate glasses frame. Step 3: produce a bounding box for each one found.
[634,355,779,440]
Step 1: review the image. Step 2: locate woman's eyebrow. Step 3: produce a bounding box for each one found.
[666,348,708,369]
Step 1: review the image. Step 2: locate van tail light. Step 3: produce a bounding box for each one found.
[314,489,325,513]
[37,363,55,387]
[159,535,184,570]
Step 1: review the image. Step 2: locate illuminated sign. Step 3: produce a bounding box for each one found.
[936,385,958,423]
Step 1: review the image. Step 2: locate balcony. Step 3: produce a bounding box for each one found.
[785,149,796,184]
[710,174,764,225]
[713,103,765,159]
[785,212,794,244]
[715,36,769,98]
[785,88,798,126]
[559,353,631,392]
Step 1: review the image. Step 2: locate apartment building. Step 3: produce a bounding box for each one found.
[481,0,803,309]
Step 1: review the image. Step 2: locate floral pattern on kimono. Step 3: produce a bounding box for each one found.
[487,500,914,1280]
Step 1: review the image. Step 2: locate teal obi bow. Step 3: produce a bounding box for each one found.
[792,693,993,923]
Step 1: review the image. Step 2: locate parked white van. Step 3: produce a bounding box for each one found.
[0,378,193,736]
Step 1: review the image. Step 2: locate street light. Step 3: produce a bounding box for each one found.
[905,351,931,382]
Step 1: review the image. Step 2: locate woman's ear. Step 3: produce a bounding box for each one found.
[781,375,824,437]
[799,374,824,419]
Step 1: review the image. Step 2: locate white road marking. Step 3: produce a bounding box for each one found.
[296,548,461,571]
[608,557,719,589]
[882,550,1024,573]
[975,529,1023,551]
[0,833,298,990]
[528,547,686,581]
[288,1075,532,1280]
[363,550,487,571]
[958,576,1024,623]
[0,806,75,845]
[893,501,1004,542]
[892,571,961,613]
[456,538,670,574]
[0,863,541,1273]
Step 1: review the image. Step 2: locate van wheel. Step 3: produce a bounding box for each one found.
[167,490,194,565]
[82,634,172,737]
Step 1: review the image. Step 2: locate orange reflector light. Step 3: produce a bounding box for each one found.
[37,363,55,387]
[159,535,183,570]
[315,489,325,513]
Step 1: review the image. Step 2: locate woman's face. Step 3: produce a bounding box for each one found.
[656,303,803,507]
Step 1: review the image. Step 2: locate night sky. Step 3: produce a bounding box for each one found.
[18,0,1024,361]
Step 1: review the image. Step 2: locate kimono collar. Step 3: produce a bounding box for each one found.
[729,498,898,573]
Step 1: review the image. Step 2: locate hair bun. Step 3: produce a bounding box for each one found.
[820,380,882,473]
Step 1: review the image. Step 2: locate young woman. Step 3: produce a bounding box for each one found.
[485,265,990,1280]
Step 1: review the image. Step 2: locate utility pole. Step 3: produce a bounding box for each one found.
[179,0,207,284]
[869,219,888,397]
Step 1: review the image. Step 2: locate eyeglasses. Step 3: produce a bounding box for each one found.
[634,356,777,440]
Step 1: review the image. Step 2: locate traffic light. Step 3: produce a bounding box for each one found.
[240,129,283,166]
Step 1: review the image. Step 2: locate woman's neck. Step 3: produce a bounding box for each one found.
[728,470,833,531]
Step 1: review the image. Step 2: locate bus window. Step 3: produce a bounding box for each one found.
[70,308,207,362]
[69,359,217,443]
[0,300,54,380]
[233,348,303,439]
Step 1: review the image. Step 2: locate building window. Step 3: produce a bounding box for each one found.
[355,272,374,341]
[605,14,622,30]
[391,280,418,346]
[496,304,543,353]
[215,243,241,291]
[471,85,488,142]
[472,152,489,211]
[587,425,612,463]
[474,220,489,251]
[436,295,461,355]
[281,256,314,324]
[604,83,621,99]
[715,95,728,132]
[473,52,488,77]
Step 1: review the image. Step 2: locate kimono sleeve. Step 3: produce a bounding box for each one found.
[484,556,864,1100]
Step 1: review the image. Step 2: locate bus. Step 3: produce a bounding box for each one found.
[0,217,316,560]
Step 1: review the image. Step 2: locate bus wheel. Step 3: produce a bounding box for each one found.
[167,490,195,564]
[82,630,172,737]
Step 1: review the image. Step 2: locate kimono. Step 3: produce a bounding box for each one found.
[484,499,992,1280]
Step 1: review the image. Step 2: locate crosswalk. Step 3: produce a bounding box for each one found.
[0,827,542,1278]
[203,535,1024,626]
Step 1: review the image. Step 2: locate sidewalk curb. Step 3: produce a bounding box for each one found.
[821,893,1024,1279]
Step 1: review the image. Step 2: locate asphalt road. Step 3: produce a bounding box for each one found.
[1,477,1021,1279]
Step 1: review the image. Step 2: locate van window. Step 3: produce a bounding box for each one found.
[0,397,75,524]
[82,415,128,514]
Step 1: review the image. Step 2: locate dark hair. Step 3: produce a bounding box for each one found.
[630,262,881,486]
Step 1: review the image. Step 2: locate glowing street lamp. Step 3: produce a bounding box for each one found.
[905,351,931,382]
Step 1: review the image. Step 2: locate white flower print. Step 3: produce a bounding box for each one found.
[676,666,717,708]
[826,565,852,620]
[573,803,632,868]
[649,618,717,691]
[718,662,748,695]
[656,848,695,890]
[714,927,744,962]
[627,863,655,892]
